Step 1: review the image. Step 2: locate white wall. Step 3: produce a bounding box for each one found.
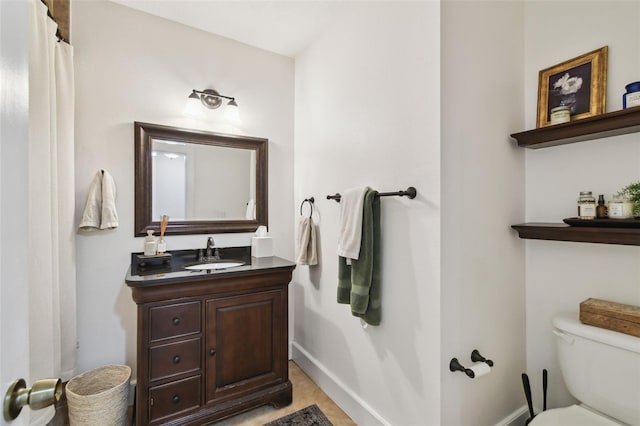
[441,2,526,425]
[524,1,640,410]
[72,1,294,376]
[292,3,441,425]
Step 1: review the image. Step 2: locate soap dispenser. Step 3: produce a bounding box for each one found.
[144,230,157,256]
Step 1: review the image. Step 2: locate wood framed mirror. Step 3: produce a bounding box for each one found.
[134,122,268,236]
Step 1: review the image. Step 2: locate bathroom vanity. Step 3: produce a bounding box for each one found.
[125,250,295,425]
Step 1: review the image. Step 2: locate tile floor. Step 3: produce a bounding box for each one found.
[215,362,355,425]
[49,361,355,425]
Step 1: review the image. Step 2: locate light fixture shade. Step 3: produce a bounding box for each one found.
[224,99,241,123]
[185,89,239,121]
[183,92,204,118]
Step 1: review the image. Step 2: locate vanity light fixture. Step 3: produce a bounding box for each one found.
[186,89,241,123]
[224,98,240,122]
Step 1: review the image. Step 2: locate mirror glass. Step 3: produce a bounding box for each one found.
[151,140,255,221]
[135,122,268,236]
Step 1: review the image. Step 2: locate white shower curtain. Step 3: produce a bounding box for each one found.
[28,0,76,423]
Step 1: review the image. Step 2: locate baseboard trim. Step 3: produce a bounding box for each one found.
[291,342,390,426]
[292,342,530,426]
[495,405,530,426]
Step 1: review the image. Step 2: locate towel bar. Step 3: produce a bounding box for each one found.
[326,186,417,202]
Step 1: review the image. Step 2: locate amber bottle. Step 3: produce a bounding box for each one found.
[596,194,608,219]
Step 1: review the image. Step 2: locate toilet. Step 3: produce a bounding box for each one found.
[530,313,640,426]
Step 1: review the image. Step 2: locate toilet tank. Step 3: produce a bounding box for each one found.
[553,313,640,426]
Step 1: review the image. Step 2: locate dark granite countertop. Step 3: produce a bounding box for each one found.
[125,248,295,286]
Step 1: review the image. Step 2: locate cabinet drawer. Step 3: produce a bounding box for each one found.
[149,375,201,422]
[150,301,200,342]
[150,338,201,381]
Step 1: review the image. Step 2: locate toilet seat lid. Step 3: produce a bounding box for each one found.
[529,405,621,426]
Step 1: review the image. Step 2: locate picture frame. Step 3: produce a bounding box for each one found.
[536,46,608,128]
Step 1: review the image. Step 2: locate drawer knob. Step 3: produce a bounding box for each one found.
[172,317,180,325]
[172,395,180,404]
[209,348,216,356]
[172,355,181,364]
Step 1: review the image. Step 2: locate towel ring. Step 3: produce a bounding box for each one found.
[300,197,315,217]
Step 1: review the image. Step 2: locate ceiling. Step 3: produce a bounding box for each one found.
[112,1,343,57]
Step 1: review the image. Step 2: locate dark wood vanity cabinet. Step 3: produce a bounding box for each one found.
[127,264,294,425]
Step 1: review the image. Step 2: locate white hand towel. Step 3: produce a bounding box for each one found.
[337,186,368,260]
[100,170,119,229]
[296,216,318,266]
[78,172,102,230]
[78,170,119,230]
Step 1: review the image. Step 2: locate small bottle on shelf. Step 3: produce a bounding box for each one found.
[596,194,608,218]
[623,81,640,109]
[144,230,157,256]
[157,238,166,254]
[577,191,596,220]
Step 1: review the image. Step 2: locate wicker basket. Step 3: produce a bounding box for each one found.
[66,365,131,426]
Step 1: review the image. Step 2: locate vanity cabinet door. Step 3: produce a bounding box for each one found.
[205,289,285,403]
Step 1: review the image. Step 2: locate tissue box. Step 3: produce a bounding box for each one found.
[251,237,273,258]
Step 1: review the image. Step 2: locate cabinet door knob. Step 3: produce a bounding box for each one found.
[172,355,181,364]
[172,317,180,325]
[172,395,180,404]
[209,348,216,356]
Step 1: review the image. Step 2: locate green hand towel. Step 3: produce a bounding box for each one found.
[337,189,381,325]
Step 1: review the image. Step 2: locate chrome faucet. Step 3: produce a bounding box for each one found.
[205,237,220,261]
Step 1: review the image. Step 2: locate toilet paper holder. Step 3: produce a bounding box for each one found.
[471,349,494,367]
[449,349,494,379]
[449,358,476,378]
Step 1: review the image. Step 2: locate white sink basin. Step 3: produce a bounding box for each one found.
[185,261,245,271]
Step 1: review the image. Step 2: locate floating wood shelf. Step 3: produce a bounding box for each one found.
[511,223,640,246]
[511,107,640,149]
[511,108,640,245]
